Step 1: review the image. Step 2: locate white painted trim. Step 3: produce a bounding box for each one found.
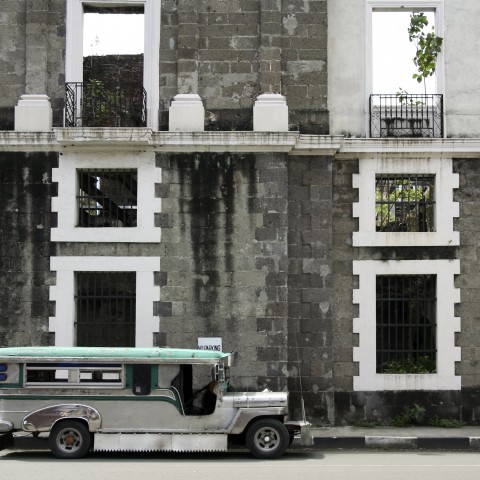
[365,0,445,136]
[353,157,459,246]
[65,0,160,130]
[51,151,161,242]
[353,259,461,391]
[49,256,160,347]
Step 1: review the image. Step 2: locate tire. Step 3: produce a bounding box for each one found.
[245,418,290,459]
[49,420,92,459]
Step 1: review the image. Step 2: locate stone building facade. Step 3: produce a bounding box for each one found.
[1,0,480,426]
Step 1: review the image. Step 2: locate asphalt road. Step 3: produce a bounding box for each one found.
[1,449,480,480]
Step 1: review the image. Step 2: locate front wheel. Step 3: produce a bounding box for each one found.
[49,420,92,459]
[245,418,290,459]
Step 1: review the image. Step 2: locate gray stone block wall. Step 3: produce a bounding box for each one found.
[454,158,480,390]
[0,152,57,346]
[157,152,290,391]
[287,155,334,424]
[331,158,358,398]
[159,0,329,132]
[0,1,66,129]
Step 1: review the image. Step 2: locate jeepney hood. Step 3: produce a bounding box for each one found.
[231,391,288,408]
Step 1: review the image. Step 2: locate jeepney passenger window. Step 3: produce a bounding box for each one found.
[25,363,123,387]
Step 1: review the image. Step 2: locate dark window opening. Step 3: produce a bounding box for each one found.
[76,272,136,347]
[376,175,435,232]
[376,275,436,373]
[77,169,137,227]
[172,365,218,416]
[76,9,145,127]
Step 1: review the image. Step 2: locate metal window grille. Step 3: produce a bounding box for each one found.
[77,169,137,227]
[376,275,436,373]
[76,272,136,347]
[369,94,444,138]
[376,175,435,232]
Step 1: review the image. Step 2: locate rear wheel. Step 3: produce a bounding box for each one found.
[49,420,92,459]
[245,418,290,459]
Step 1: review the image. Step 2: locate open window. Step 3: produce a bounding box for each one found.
[65,0,159,129]
[171,364,223,416]
[366,1,444,137]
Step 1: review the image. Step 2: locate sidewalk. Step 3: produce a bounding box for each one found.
[296,426,480,451]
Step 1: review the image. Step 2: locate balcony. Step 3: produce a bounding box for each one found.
[65,81,147,128]
[370,94,444,138]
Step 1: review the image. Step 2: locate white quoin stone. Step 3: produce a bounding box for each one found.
[168,94,205,132]
[253,93,289,132]
[15,94,53,132]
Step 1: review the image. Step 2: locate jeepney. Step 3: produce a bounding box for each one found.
[0,346,310,459]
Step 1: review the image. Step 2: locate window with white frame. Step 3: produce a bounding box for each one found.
[353,157,459,246]
[66,0,160,130]
[49,256,160,347]
[51,151,161,242]
[77,169,138,228]
[353,259,460,391]
[366,1,445,138]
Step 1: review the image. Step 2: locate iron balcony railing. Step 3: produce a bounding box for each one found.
[370,94,444,138]
[65,81,147,128]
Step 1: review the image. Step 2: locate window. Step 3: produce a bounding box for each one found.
[376,275,436,373]
[49,256,160,347]
[375,175,434,232]
[77,169,138,227]
[25,363,123,387]
[366,1,445,137]
[65,0,159,129]
[76,272,136,347]
[353,259,460,391]
[51,151,160,243]
[353,157,459,246]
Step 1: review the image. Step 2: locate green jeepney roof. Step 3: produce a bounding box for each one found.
[0,346,231,364]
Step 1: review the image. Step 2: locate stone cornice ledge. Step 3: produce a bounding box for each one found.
[0,129,343,154]
[339,138,480,158]
[152,131,299,152]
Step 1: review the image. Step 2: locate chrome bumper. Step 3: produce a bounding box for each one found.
[285,420,313,446]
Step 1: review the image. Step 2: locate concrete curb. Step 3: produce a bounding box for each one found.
[291,427,480,451]
[309,435,480,450]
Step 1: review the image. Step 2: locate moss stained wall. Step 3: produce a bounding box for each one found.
[0,152,57,346]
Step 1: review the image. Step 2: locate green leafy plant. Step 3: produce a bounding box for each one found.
[428,416,464,428]
[397,12,443,100]
[392,403,426,426]
[383,356,436,374]
[408,12,443,93]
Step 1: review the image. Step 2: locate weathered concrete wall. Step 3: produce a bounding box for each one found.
[0,1,66,129]
[0,152,57,346]
[327,0,365,137]
[444,1,480,137]
[157,152,290,391]
[160,0,328,133]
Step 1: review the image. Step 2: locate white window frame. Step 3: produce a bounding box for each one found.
[353,259,461,391]
[51,151,161,242]
[65,0,160,130]
[49,256,160,347]
[353,157,459,246]
[365,0,445,136]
